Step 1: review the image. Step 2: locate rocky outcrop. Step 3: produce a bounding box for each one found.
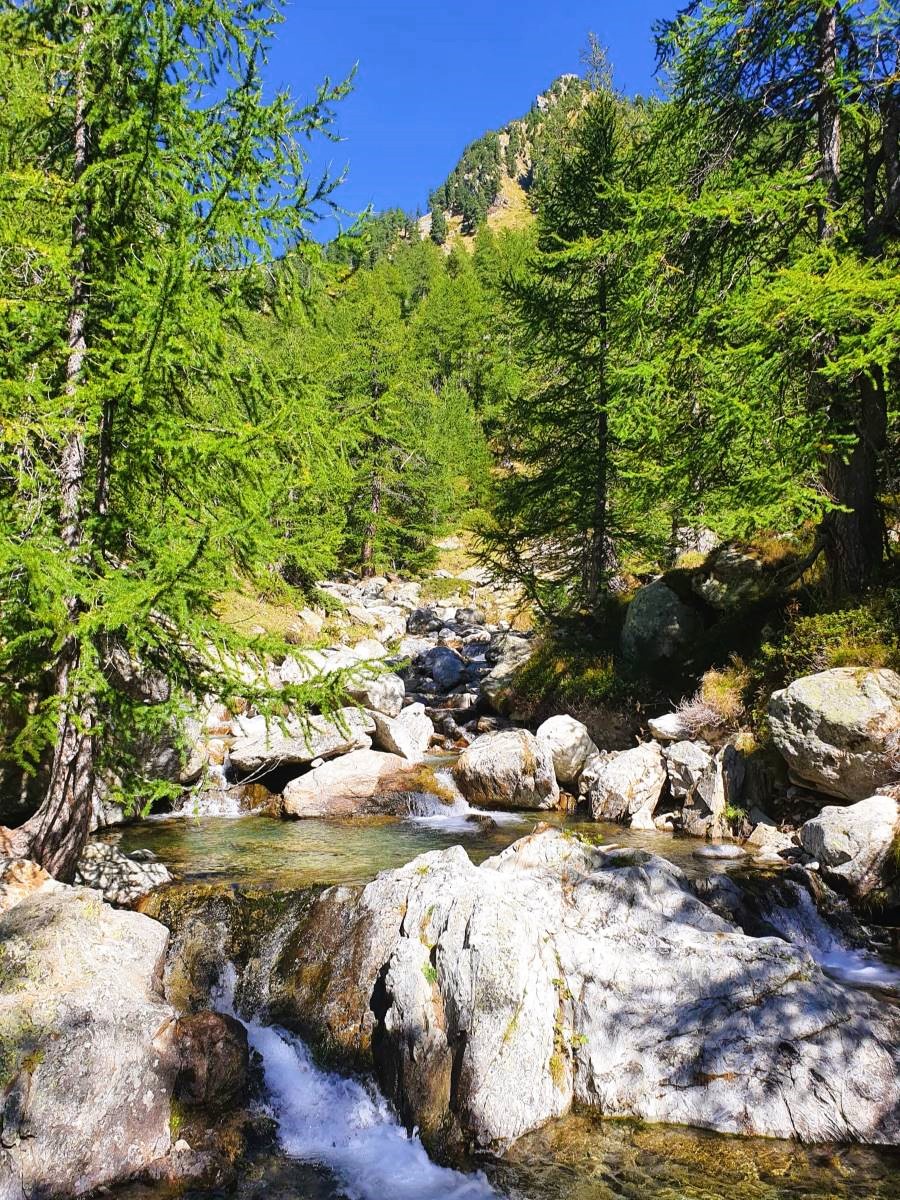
[579,742,666,827]
[282,749,419,817]
[535,715,597,788]
[277,827,900,1152]
[371,704,434,762]
[74,841,172,906]
[0,880,178,1199]
[799,793,899,897]
[228,708,375,773]
[768,669,900,801]
[620,580,703,669]
[452,730,559,810]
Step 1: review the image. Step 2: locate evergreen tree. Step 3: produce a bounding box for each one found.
[0,0,349,874]
[430,202,449,245]
[654,0,900,594]
[480,80,659,616]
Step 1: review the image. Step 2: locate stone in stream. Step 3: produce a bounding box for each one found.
[228,707,375,773]
[345,670,406,718]
[535,715,598,789]
[282,749,421,817]
[276,826,900,1154]
[74,841,172,906]
[175,1011,249,1112]
[768,668,900,801]
[692,842,747,860]
[799,793,899,897]
[371,704,435,763]
[579,742,666,827]
[0,878,179,1198]
[452,729,560,810]
[420,646,466,692]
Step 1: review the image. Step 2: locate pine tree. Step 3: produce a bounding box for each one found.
[430,203,449,245]
[0,0,349,875]
[480,80,660,616]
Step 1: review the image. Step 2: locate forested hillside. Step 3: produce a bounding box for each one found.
[1,0,898,873]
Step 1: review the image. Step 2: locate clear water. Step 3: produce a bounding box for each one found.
[108,809,751,889]
[104,810,900,1200]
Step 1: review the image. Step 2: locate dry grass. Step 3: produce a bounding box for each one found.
[677,660,750,739]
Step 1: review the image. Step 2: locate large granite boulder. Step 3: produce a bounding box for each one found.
[175,1011,249,1113]
[0,879,178,1198]
[579,742,666,828]
[276,827,900,1153]
[282,749,419,818]
[620,580,703,669]
[536,715,598,788]
[228,708,375,773]
[420,647,466,692]
[479,635,533,717]
[452,730,559,810]
[799,793,899,897]
[768,669,900,800]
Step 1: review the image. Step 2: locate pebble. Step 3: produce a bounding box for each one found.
[693,843,748,861]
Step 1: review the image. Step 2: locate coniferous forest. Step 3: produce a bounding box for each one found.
[1,5,900,1200]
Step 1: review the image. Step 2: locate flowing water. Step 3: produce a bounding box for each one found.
[107,807,900,1200]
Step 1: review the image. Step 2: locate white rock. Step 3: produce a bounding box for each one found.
[799,793,899,896]
[579,742,666,826]
[74,842,172,906]
[371,704,434,763]
[228,708,375,772]
[282,750,417,817]
[345,670,405,718]
[535,715,598,788]
[453,729,559,810]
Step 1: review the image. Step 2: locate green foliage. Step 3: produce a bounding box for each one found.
[429,204,448,245]
[0,0,352,818]
[759,590,900,682]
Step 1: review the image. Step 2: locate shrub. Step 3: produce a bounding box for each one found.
[759,590,900,680]
[676,659,750,738]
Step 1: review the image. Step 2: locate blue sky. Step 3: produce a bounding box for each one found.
[267,1,671,234]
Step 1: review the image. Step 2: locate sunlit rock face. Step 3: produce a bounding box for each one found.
[274,827,900,1154]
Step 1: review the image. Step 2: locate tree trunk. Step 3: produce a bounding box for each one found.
[360,471,381,578]
[1,10,97,878]
[821,370,887,595]
[812,7,886,592]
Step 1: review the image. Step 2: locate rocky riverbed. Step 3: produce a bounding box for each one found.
[2,568,900,1199]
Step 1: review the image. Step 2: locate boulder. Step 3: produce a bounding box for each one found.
[647,711,692,743]
[455,606,486,627]
[282,749,418,817]
[768,669,900,801]
[620,580,703,668]
[407,607,441,635]
[692,545,767,611]
[535,715,598,788]
[371,704,434,763]
[799,794,899,897]
[279,827,900,1152]
[175,1011,249,1112]
[345,670,405,718]
[579,742,666,827]
[420,646,466,692]
[0,882,178,1198]
[74,842,172,906]
[228,707,375,773]
[453,729,559,810]
[663,740,745,839]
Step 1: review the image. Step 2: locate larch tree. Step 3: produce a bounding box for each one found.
[655,0,900,594]
[0,0,349,876]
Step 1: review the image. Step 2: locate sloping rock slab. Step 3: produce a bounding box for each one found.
[0,882,177,1199]
[282,749,420,817]
[275,828,900,1154]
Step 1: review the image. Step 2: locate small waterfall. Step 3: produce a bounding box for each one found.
[213,965,499,1200]
[754,878,900,993]
[403,769,525,833]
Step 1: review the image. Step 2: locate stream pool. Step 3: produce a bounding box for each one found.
[104,810,900,1200]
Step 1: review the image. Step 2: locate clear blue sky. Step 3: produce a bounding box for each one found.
[266,1,671,234]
